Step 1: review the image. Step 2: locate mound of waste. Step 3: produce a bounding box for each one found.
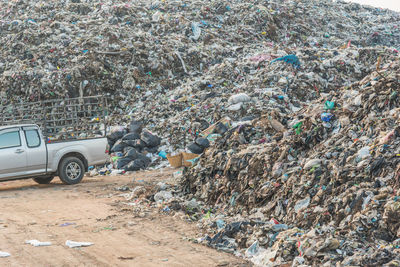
[1,2,399,152]
[1,0,400,265]
[181,61,400,266]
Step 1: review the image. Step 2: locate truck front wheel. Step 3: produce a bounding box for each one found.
[59,157,85,185]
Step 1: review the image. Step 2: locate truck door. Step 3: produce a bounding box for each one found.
[22,126,47,175]
[0,128,28,180]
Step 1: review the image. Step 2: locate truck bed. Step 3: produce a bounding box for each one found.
[46,138,108,173]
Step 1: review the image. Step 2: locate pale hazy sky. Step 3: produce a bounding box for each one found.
[346,0,400,12]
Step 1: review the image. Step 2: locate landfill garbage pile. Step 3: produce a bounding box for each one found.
[0,1,399,135]
[1,0,400,264]
[181,61,400,265]
[142,46,399,150]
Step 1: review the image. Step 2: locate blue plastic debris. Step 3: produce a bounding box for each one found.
[271,54,301,68]
[216,219,226,229]
[158,151,167,159]
[321,112,334,122]
[162,206,171,213]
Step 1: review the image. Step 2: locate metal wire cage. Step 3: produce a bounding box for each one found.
[0,96,108,142]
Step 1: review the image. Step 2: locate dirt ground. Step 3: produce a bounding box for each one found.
[0,169,249,267]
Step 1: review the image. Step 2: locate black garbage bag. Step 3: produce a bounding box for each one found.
[141,131,161,148]
[123,139,146,151]
[124,154,151,171]
[107,130,125,142]
[125,148,140,160]
[115,157,132,169]
[370,157,385,176]
[124,159,145,171]
[187,143,204,154]
[136,153,152,167]
[214,122,228,135]
[122,132,141,141]
[195,137,210,149]
[123,146,133,154]
[107,138,116,149]
[111,140,126,153]
[199,119,210,130]
[129,120,143,134]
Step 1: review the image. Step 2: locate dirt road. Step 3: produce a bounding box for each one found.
[0,170,248,267]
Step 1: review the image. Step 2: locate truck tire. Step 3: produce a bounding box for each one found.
[59,157,85,185]
[33,176,54,184]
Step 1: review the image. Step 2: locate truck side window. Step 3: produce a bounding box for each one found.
[25,130,41,148]
[0,131,21,149]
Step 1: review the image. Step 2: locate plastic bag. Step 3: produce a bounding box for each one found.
[214,122,228,135]
[124,159,145,171]
[228,93,251,105]
[121,132,140,141]
[107,128,126,142]
[115,157,132,169]
[199,119,210,130]
[195,137,210,149]
[124,155,151,171]
[124,148,140,160]
[187,143,204,154]
[136,154,151,166]
[123,139,146,150]
[190,22,202,41]
[123,146,133,154]
[111,140,126,153]
[129,121,143,134]
[141,131,161,148]
[107,138,116,148]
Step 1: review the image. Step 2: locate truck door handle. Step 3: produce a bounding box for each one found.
[15,149,25,154]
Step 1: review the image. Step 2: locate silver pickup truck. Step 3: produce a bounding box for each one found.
[0,124,108,185]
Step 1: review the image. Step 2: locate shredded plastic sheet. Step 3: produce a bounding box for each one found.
[65,240,94,248]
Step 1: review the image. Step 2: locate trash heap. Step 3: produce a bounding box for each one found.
[1,0,400,264]
[106,121,162,172]
[107,46,399,152]
[1,0,400,151]
[181,61,400,265]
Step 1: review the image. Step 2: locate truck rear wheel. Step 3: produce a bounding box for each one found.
[33,176,54,184]
[59,157,85,185]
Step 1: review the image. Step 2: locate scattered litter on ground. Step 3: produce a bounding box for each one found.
[0,251,10,258]
[65,240,94,248]
[25,240,52,247]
